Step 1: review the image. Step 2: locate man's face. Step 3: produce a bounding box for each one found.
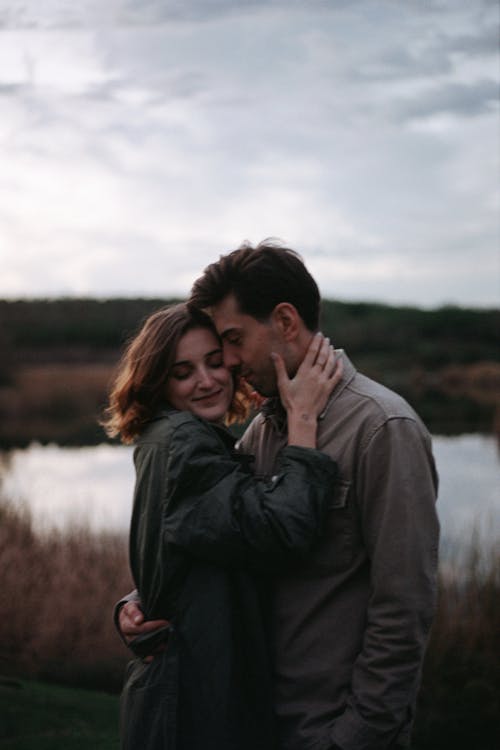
[211,294,284,397]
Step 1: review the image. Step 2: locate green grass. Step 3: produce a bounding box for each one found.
[0,678,120,750]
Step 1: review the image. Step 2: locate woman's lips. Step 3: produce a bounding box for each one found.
[192,389,223,402]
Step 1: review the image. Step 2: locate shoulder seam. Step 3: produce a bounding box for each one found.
[359,414,422,458]
[344,379,414,422]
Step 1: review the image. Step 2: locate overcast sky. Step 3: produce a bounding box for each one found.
[0,0,498,308]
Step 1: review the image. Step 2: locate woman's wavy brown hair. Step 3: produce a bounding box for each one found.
[101,302,252,444]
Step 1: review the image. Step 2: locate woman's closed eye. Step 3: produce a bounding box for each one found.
[170,365,193,381]
[207,352,224,369]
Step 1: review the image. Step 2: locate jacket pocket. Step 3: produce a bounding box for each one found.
[313,478,354,571]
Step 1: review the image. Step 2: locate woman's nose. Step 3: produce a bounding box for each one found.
[197,367,215,388]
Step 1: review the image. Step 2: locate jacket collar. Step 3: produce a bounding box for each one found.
[153,403,237,448]
[260,350,356,432]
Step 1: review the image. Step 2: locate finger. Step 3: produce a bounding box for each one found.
[324,343,336,373]
[121,618,141,642]
[123,620,170,643]
[302,332,325,367]
[314,336,331,369]
[120,616,145,641]
[328,355,344,387]
[271,351,288,387]
[120,606,169,640]
[137,618,171,633]
[124,602,145,626]
[119,604,141,635]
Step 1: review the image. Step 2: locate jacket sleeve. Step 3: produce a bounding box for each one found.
[112,589,140,643]
[131,414,337,596]
[330,417,439,750]
[162,417,338,568]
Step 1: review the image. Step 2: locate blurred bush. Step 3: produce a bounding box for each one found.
[0,495,132,693]
[413,541,500,749]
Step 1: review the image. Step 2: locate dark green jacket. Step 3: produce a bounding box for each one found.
[121,407,338,750]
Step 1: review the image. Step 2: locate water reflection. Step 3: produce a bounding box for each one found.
[0,436,498,560]
[431,434,499,551]
[0,444,134,533]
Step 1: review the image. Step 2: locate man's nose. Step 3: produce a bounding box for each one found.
[222,344,241,369]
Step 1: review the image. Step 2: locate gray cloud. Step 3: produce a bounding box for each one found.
[447,26,499,57]
[0,0,328,29]
[395,79,498,121]
[0,83,26,95]
[0,0,497,307]
[351,9,496,87]
[1,0,497,30]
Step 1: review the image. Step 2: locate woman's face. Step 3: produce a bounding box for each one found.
[165,327,234,422]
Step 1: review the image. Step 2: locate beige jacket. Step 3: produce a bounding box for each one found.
[238,351,439,750]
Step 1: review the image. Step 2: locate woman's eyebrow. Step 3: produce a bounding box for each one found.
[172,348,222,367]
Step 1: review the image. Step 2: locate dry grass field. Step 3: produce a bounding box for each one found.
[0,494,498,747]
[0,495,132,692]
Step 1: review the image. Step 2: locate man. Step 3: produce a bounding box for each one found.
[119,241,439,750]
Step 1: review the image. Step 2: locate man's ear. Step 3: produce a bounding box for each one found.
[271,303,301,341]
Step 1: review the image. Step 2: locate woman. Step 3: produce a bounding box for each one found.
[102,302,340,750]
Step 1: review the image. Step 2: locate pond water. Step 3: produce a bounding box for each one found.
[1,435,498,561]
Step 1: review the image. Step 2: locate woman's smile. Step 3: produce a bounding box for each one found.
[165,327,234,422]
[192,389,224,402]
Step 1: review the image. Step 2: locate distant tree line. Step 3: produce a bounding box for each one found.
[320,300,500,369]
[0,298,176,353]
[0,297,498,369]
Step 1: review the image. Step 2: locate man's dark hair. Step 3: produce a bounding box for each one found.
[189,239,321,330]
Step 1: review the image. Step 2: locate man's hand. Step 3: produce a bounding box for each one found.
[119,601,169,642]
[119,601,170,661]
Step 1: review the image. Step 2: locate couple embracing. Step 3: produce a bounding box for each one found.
[103,241,439,750]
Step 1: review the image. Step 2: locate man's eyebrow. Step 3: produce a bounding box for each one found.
[219,327,241,340]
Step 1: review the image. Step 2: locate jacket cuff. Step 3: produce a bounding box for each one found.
[113,588,140,646]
